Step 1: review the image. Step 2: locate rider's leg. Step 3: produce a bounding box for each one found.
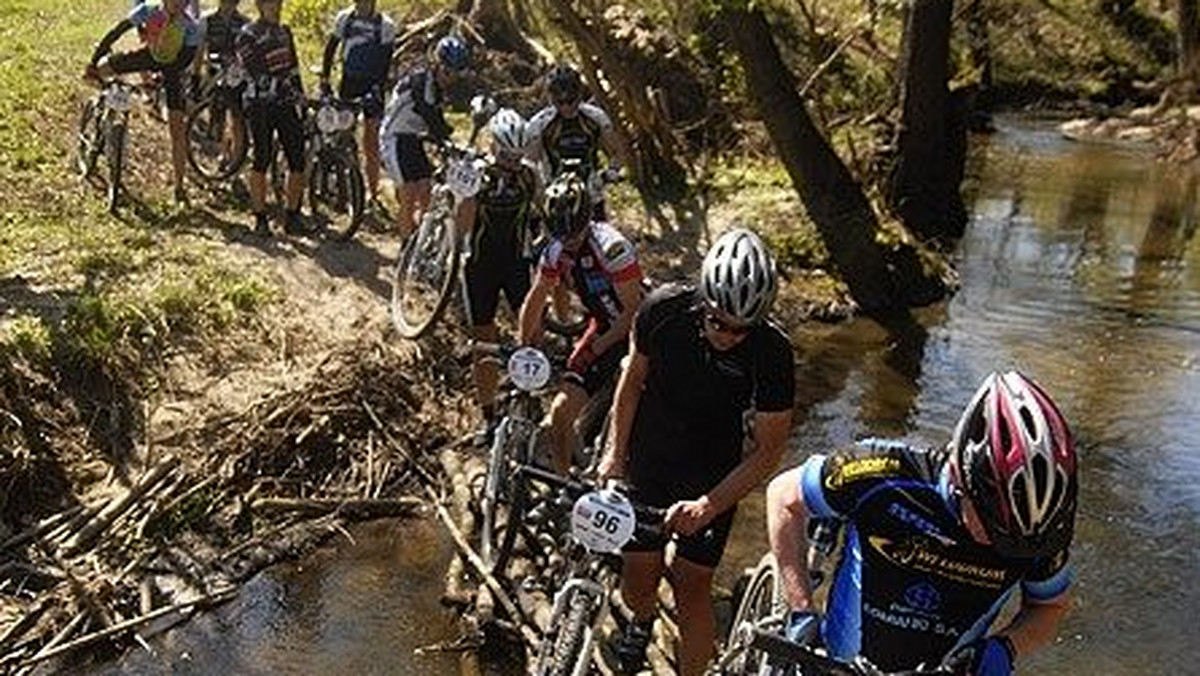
[620,550,665,621]
[168,109,188,198]
[546,382,588,474]
[471,323,500,414]
[397,179,430,240]
[362,116,381,201]
[669,556,718,676]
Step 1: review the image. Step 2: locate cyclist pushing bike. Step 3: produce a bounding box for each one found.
[764,371,1079,676]
[517,174,643,476]
[460,109,544,446]
[86,0,201,204]
[319,0,396,207]
[597,228,796,676]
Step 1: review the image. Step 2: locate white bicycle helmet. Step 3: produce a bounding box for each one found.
[700,228,778,326]
[489,108,526,154]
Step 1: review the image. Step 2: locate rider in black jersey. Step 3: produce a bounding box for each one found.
[766,372,1078,676]
[193,0,249,171]
[236,0,305,236]
[460,109,542,443]
[597,228,795,676]
[319,0,396,205]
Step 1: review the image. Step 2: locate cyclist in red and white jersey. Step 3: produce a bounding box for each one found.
[517,174,642,474]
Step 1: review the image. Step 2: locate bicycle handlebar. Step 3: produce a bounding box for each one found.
[515,462,665,539]
[743,628,958,676]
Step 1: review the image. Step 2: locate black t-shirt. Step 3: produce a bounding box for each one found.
[627,284,795,496]
[800,441,1073,671]
[202,10,249,59]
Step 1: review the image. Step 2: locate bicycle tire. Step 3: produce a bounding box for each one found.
[76,99,101,178]
[389,204,460,339]
[308,150,365,240]
[478,420,513,571]
[106,120,125,214]
[723,553,786,676]
[536,586,599,676]
[185,98,248,182]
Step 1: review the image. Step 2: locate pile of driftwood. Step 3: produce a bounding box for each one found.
[0,339,457,674]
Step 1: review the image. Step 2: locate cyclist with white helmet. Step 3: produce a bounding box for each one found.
[596,228,796,676]
[765,371,1079,676]
[518,174,644,475]
[460,109,543,444]
[380,34,470,238]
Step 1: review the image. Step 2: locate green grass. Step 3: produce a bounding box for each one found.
[0,0,278,370]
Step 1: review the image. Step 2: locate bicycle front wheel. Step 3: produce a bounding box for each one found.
[76,99,102,178]
[722,553,786,676]
[389,208,459,339]
[106,121,126,214]
[535,586,601,676]
[309,150,365,240]
[186,98,248,183]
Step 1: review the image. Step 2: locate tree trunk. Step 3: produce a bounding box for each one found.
[719,6,903,313]
[887,0,968,246]
[1179,0,1200,97]
[468,0,544,65]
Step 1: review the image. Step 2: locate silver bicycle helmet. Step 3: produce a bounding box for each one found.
[700,228,778,326]
[489,108,526,154]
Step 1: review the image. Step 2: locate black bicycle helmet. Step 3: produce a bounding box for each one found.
[545,174,589,239]
[547,64,584,104]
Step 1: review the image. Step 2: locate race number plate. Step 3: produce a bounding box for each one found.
[570,489,637,553]
[447,158,482,200]
[507,347,551,392]
[106,87,132,112]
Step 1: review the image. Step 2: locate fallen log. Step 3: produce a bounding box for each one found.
[61,458,180,556]
[0,506,83,552]
[13,586,236,669]
[249,497,425,519]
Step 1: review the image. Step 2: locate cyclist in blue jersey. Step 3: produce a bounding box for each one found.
[765,371,1079,676]
[319,0,397,206]
[87,0,201,203]
[380,35,469,238]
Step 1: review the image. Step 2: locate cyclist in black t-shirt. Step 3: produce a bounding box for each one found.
[596,228,795,676]
[765,372,1079,676]
[460,109,542,443]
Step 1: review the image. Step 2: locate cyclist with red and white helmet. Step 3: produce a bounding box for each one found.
[595,227,796,676]
[765,371,1079,676]
[380,34,469,238]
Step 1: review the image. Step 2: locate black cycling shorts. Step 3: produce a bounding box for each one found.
[621,481,737,569]
[382,132,433,184]
[463,258,530,327]
[106,46,195,111]
[339,76,385,119]
[246,101,305,173]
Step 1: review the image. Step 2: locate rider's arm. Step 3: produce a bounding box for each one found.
[994,580,1073,663]
[705,409,791,516]
[91,20,135,66]
[766,465,818,612]
[518,267,553,346]
[601,342,648,479]
[320,34,339,87]
[588,276,642,355]
[600,124,631,173]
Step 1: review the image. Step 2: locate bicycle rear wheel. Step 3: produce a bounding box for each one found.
[478,420,516,573]
[106,121,126,214]
[308,150,365,240]
[186,98,248,182]
[723,553,786,676]
[76,99,102,178]
[389,205,459,339]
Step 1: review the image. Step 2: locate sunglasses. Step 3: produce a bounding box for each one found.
[704,310,752,336]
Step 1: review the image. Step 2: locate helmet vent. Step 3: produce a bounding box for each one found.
[1011,474,1031,532]
[1020,406,1038,440]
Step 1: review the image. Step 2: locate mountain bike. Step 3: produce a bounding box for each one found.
[76,78,134,214]
[305,96,366,240]
[508,464,663,676]
[185,55,248,183]
[389,139,485,339]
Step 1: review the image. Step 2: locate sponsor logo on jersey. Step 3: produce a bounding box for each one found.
[868,536,1007,588]
[825,455,901,489]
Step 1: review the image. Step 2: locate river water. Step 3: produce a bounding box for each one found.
[82,117,1200,675]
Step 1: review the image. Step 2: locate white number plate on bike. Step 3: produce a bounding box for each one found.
[570,490,637,553]
[107,87,132,112]
[447,158,482,199]
[507,347,551,391]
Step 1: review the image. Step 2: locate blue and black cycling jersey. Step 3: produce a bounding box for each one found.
[797,441,1073,672]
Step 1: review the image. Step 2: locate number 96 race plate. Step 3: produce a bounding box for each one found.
[570,489,637,553]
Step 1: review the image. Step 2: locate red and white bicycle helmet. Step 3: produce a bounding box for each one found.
[950,371,1078,558]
